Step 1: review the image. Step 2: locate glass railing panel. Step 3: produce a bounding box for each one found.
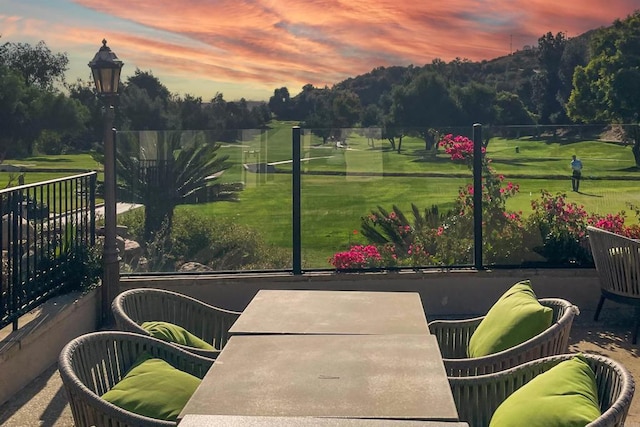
[114,122,640,273]
[115,127,292,273]
[484,123,640,267]
[302,126,475,270]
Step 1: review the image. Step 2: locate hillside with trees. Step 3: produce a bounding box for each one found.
[266,12,640,164]
[1,11,639,163]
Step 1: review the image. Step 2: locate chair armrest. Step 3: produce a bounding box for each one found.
[448,355,565,427]
[428,316,484,359]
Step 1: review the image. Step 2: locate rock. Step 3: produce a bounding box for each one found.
[123,239,143,264]
[178,262,213,272]
[116,236,125,254]
[2,214,36,250]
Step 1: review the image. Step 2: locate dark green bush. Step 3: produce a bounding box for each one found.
[118,209,289,271]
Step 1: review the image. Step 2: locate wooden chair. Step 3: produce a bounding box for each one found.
[449,353,635,427]
[428,298,579,376]
[587,226,640,343]
[112,288,241,357]
[58,331,214,427]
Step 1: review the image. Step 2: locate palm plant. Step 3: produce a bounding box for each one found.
[115,130,237,242]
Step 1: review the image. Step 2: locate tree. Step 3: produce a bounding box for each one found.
[567,11,640,165]
[203,93,233,140]
[558,37,590,105]
[68,79,104,146]
[177,94,209,130]
[531,32,567,124]
[126,69,171,103]
[453,82,498,125]
[0,64,89,156]
[361,104,381,127]
[331,90,361,129]
[0,40,68,90]
[119,84,170,130]
[31,92,90,154]
[268,87,292,119]
[494,92,535,126]
[390,71,460,152]
[0,65,32,156]
[117,70,176,131]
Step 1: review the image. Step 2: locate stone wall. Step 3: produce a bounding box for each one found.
[120,268,601,318]
[0,289,100,406]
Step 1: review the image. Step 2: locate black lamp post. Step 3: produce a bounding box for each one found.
[89,39,123,324]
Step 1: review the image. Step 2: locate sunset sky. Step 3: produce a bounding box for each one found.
[1,1,638,101]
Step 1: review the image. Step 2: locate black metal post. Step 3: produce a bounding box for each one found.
[292,126,302,274]
[473,123,483,270]
[101,102,120,324]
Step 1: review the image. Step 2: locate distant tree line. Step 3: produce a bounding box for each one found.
[1,10,639,165]
[268,11,640,164]
[0,39,271,158]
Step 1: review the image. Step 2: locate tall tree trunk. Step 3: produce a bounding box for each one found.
[633,140,640,168]
[387,138,396,151]
[626,124,640,167]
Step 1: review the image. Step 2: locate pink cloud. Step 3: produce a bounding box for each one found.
[6,1,640,98]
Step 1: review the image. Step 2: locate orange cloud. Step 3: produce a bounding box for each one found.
[4,1,639,99]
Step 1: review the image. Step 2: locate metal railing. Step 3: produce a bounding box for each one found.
[0,172,97,331]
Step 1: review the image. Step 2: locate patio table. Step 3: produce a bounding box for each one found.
[179,334,459,421]
[228,290,429,335]
[178,414,469,426]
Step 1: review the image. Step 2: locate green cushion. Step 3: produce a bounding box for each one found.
[489,355,601,426]
[467,280,553,357]
[141,321,215,350]
[102,355,201,421]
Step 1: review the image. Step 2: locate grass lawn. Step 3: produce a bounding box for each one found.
[185,122,640,267]
[0,153,101,187]
[4,124,640,268]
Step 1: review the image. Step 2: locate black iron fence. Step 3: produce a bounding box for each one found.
[0,172,97,331]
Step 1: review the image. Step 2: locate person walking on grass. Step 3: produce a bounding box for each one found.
[571,154,583,192]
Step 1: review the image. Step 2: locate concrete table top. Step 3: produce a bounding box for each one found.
[178,415,469,426]
[179,334,458,421]
[228,290,429,335]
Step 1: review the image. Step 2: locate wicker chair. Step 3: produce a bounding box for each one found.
[587,226,640,344]
[58,331,215,427]
[428,298,579,376]
[449,353,635,427]
[112,288,241,358]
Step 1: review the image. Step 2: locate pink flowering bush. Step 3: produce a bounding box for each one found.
[329,133,640,270]
[351,134,528,266]
[357,204,442,267]
[437,134,528,264]
[526,190,640,264]
[328,245,383,269]
[438,134,485,163]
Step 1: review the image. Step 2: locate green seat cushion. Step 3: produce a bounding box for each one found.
[102,355,201,421]
[489,355,601,426]
[141,321,215,350]
[467,280,553,357]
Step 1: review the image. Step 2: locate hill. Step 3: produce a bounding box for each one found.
[330,29,594,113]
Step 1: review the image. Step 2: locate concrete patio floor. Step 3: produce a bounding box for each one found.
[1,304,639,427]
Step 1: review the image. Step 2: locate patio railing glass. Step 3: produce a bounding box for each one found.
[114,123,640,274]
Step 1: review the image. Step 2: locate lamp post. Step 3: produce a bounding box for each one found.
[89,39,123,324]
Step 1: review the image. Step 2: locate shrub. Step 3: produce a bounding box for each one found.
[119,209,289,271]
[328,245,382,269]
[525,191,640,265]
[347,134,528,268]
